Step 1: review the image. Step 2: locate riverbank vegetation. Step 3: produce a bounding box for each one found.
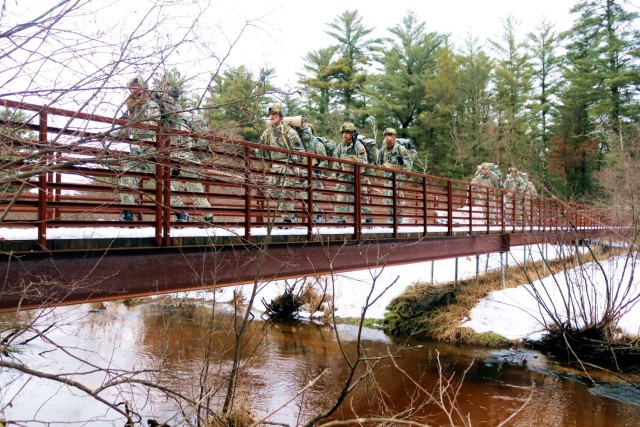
[383,241,640,373]
[384,245,613,344]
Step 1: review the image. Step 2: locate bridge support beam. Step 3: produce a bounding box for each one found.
[0,229,608,313]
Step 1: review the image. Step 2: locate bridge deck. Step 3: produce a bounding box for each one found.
[0,98,616,312]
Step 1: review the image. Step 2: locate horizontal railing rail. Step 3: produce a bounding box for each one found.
[0,97,612,251]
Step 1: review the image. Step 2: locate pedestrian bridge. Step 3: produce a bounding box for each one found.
[0,98,615,312]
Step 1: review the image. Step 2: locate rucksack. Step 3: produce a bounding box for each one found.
[283,115,313,150]
[356,135,378,165]
[396,138,417,171]
[312,136,336,158]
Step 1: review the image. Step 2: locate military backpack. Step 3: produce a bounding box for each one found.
[356,135,378,165]
[312,136,336,158]
[283,115,314,150]
[396,138,417,171]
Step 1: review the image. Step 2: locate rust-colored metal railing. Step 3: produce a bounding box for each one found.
[0,97,611,252]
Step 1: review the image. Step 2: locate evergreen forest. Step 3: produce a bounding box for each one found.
[200,1,640,202]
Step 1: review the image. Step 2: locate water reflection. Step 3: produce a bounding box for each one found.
[1,302,639,426]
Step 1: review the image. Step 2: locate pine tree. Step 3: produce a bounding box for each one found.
[323,10,383,120]
[367,10,445,138]
[551,0,640,198]
[527,18,562,182]
[489,15,534,168]
[456,36,496,175]
[569,0,640,148]
[419,43,462,177]
[299,46,339,116]
[204,66,274,142]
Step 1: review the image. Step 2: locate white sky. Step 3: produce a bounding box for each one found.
[219,0,579,87]
[7,0,640,112]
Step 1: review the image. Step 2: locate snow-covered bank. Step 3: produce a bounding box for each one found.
[462,255,640,341]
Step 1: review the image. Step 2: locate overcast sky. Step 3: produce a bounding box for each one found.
[222,0,580,86]
[5,0,639,110]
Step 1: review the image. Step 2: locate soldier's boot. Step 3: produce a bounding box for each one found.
[120,210,134,221]
[176,212,189,222]
[204,215,215,223]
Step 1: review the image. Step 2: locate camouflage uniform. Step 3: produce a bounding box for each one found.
[470,167,501,188]
[520,172,538,224]
[258,104,305,223]
[167,113,215,223]
[520,172,538,196]
[151,79,192,222]
[503,168,526,224]
[307,136,328,219]
[119,77,155,219]
[376,128,413,219]
[503,171,526,193]
[333,122,372,223]
[470,163,502,220]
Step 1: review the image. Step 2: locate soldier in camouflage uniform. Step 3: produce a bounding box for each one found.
[306,132,328,222]
[471,163,502,188]
[503,167,526,193]
[333,122,373,224]
[185,112,215,222]
[119,76,155,221]
[519,172,537,196]
[152,76,192,223]
[258,103,305,224]
[470,162,502,221]
[519,171,538,224]
[167,109,215,224]
[503,167,526,224]
[376,128,413,222]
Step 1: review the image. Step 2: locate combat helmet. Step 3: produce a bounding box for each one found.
[268,103,284,116]
[340,122,356,132]
[128,76,147,89]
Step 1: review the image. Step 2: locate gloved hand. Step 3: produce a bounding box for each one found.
[397,155,404,165]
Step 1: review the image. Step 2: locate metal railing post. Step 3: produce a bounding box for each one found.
[37,111,48,249]
[354,163,362,239]
[306,156,313,241]
[422,176,428,236]
[485,187,490,234]
[447,180,453,236]
[468,185,473,235]
[244,146,253,243]
[159,132,170,247]
[392,172,398,238]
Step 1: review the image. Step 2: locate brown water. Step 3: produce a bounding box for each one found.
[1,302,639,426]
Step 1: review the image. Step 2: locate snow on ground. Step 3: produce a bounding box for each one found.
[461,255,640,341]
